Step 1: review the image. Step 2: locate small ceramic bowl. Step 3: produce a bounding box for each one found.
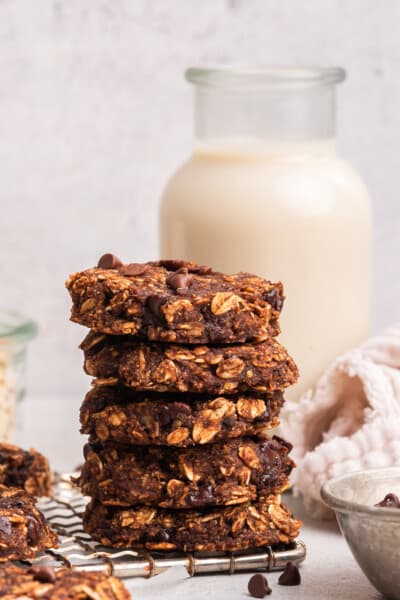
[321,467,400,600]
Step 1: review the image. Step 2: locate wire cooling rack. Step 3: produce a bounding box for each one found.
[32,474,306,578]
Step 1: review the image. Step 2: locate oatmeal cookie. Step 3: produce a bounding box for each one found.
[78,437,294,509]
[80,384,283,447]
[83,495,301,552]
[82,332,298,395]
[66,257,284,343]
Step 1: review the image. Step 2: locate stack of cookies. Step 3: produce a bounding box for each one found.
[66,255,301,552]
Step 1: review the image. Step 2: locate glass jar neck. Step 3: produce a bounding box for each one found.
[187,67,344,147]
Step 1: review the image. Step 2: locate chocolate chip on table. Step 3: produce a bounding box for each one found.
[119,263,149,277]
[248,573,271,597]
[28,565,56,583]
[166,267,193,291]
[278,561,301,586]
[97,253,123,269]
[375,493,400,508]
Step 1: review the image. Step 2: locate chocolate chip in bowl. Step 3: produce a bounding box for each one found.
[321,466,400,600]
[375,492,400,508]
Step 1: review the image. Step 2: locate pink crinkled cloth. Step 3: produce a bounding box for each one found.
[280,324,400,518]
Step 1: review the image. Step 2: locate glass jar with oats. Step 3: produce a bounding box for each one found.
[0,312,37,441]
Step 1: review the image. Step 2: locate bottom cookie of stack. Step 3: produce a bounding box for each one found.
[83,495,301,552]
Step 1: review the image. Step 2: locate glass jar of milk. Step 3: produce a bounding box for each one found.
[160,67,372,401]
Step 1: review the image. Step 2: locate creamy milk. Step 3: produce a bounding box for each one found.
[160,138,372,401]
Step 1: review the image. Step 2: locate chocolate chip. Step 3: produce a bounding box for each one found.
[194,265,212,275]
[83,443,91,460]
[278,562,301,586]
[0,516,11,536]
[28,566,56,583]
[272,435,293,453]
[375,493,400,508]
[264,288,284,312]
[3,498,24,509]
[147,295,167,319]
[22,450,34,467]
[97,253,123,269]
[222,416,236,428]
[27,516,40,546]
[170,402,192,418]
[156,259,212,274]
[157,259,190,271]
[157,405,172,426]
[166,268,193,291]
[188,484,214,507]
[119,263,148,277]
[248,573,271,597]
[151,529,170,542]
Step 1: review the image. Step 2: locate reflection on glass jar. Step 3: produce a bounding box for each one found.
[160,66,372,402]
[0,312,37,441]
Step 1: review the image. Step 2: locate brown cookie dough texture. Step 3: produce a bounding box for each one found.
[77,437,294,509]
[80,384,283,447]
[83,495,301,552]
[81,332,298,395]
[0,443,51,497]
[0,485,57,562]
[66,259,284,344]
[0,563,130,599]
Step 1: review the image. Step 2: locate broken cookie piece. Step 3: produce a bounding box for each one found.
[0,443,51,497]
[0,562,130,599]
[0,485,57,562]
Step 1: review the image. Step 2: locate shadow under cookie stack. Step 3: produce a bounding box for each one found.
[66,255,302,552]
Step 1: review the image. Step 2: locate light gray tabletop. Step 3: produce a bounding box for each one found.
[17,394,380,600]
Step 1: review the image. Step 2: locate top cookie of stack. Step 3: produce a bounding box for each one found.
[66,255,283,344]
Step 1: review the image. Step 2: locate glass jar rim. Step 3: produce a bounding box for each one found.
[0,310,37,343]
[185,65,346,90]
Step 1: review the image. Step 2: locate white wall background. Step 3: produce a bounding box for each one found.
[1,0,400,402]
